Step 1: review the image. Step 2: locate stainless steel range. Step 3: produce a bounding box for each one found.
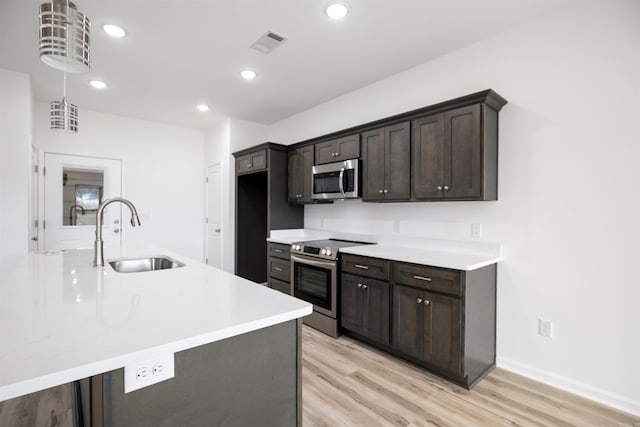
[290,239,373,337]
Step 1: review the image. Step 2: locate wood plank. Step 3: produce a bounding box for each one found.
[302,325,640,427]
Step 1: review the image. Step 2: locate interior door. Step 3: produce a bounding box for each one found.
[206,163,222,268]
[42,153,122,251]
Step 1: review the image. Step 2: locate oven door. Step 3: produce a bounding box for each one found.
[290,254,337,318]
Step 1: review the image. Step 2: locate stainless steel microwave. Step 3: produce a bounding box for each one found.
[312,159,360,200]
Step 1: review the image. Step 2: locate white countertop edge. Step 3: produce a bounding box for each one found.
[0,305,311,402]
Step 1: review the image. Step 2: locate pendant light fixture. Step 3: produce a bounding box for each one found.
[39,0,91,73]
[50,72,79,133]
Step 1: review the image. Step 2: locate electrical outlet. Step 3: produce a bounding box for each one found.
[124,353,175,393]
[539,319,553,338]
[471,223,482,239]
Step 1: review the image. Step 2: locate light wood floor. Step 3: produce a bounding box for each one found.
[302,326,640,427]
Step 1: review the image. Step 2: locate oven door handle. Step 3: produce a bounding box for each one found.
[338,168,345,197]
[291,254,336,269]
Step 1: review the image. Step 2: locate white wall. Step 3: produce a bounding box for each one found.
[0,69,32,282]
[205,118,268,273]
[205,119,234,272]
[268,0,640,415]
[34,104,206,261]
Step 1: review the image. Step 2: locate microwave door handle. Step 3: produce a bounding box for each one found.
[339,168,345,197]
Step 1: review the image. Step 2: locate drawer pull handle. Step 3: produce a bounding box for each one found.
[274,267,283,272]
[362,284,368,289]
[416,298,423,304]
[413,275,432,282]
[424,300,430,305]
[247,164,252,168]
[355,264,369,270]
[357,283,362,288]
[274,249,283,253]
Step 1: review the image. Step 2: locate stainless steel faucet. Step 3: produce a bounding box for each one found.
[94,197,141,267]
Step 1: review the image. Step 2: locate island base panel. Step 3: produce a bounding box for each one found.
[82,320,302,427]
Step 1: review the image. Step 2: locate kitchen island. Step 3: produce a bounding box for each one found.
[0,247,312,425]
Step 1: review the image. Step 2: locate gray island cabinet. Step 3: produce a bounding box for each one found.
[0,248,311,426]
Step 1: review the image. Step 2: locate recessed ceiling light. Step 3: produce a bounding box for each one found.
[326,3,348,20]
[89,80,107,89]
[196,104,209,112]
[103,24,126,38]
[241,70,257,80]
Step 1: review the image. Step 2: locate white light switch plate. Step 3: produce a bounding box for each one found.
[124,353,175,393]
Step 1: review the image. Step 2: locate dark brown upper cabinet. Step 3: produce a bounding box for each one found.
[236,149,267,175]
[287,145,314,204]
[315,134,360,165]
[361,121,411,201]
[412,103,497,201]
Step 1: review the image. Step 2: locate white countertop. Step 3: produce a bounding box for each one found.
[0,247,312,402]
[339,245,502,271]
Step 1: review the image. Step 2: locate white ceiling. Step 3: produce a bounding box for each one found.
[0,0,570,129]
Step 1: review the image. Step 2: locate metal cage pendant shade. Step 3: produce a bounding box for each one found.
[50,72,78,133]
[39,0,91,73]
[50,98,78,133]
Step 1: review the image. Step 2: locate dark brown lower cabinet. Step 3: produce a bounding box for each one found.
[392,284,461,376]
[340,254,496,389]
[341,273,390,346]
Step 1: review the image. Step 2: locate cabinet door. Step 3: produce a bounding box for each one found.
[361,128,386,201]
[334,134,360,161]
[341,273,364,334]
[412,114,445,199]
[287,149,301,202]
[237,150,267,175]
[314,140,337,165]
[392,284,424,360]
[363,277,390,345]
[423,291,462,375]
[444,105,481,199]
[299,145,314,203]
[383,121,411,200]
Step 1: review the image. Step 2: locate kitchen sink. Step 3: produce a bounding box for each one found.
[108,256,186,273]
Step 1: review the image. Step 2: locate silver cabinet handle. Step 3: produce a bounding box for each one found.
[378,189,383,194]
[274,267,283,272]
[114,219,120,225]
[215,228,221,233]
[31,236,38,241]
[413,275,432,282]
[424,300,430,305]
[444,185,449,191]
[274,249,283,253]
[362,284,367,289]
[437,186,443,191]
[357,283,362,288]
[247,163,252,168]
[383,189,388,193]
[416,298,423,304]
[113,228,120,233]
[354,264,369,270]
[335,152,339,157]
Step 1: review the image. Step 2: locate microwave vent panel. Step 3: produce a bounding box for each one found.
[250,31,288,54]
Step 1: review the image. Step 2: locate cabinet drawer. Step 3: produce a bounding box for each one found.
[268,242,291,260]
[236,149,267,174]
[393,262,461,296]
[268,277,291,295]
[342,254,390,281]
[268,257,290,282]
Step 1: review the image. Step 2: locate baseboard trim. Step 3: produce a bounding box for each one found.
[496,356,640,417]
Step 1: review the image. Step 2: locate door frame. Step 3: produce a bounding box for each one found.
[205,162,222,268]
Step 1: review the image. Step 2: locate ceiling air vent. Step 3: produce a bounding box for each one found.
[250,31,288,54]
